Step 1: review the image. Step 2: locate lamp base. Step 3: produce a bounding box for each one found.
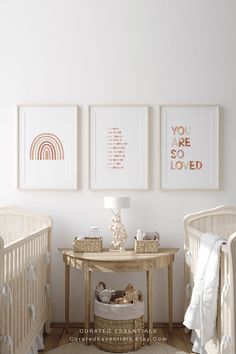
[109,245,126,252]
[108,209,128,253]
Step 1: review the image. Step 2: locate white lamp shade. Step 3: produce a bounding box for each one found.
[104,196,130,209]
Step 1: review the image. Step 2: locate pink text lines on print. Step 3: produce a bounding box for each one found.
[30,133,64,160]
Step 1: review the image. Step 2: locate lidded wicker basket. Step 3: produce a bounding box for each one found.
[94,299,144,352]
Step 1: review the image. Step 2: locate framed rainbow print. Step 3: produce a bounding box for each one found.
[89,105,149,190]
[18,105,78,190]
[160,105,219,190]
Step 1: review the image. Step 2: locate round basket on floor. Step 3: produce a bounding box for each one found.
[94,299,145,353]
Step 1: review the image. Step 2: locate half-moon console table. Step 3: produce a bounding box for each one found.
[59,248,179,343]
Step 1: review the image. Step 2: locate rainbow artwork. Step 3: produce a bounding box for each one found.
[30,133,64,160]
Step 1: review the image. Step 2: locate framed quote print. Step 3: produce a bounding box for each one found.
[89,105,148,190]
[18,105,78,190]
[160,105,219,190]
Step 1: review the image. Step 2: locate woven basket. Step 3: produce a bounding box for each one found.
[134,240,159,253]
[94,300,144,352]
[73,238,103,253]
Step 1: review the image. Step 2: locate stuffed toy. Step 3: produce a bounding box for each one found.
[143,231,160,241]
[110,289,125,303]
[98,289,113,303]
[95,281,114,303]
[114,283,143,304]
[95,281,106,294]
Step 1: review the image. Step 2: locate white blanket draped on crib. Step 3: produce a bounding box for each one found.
[183,233,225,354]
[28,333,44,354]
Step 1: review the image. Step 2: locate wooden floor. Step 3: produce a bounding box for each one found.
[41,326,194,353]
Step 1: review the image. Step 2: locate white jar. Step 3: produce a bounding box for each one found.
[89,226,100,238]
[136,229,143,241]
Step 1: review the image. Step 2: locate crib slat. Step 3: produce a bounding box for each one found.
[6,253,10,339]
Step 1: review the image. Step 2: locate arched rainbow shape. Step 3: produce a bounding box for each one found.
[30,133,64,160]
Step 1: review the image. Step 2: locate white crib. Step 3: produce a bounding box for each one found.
[0,206,52,354]
[184,205,236,354]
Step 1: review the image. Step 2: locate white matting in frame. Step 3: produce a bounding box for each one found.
[18,105,78,190]
[160,105,219,190]
[89,105,148,190]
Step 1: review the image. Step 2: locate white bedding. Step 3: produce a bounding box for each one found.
[184,233,224,353]
[28,331,44,354]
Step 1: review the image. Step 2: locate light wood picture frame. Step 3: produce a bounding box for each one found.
[18,105,78,190]
[160,105,219,190]
[89,105,149,190]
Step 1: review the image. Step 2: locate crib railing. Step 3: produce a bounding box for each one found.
[0,227,51,354]
[184,225,231,353]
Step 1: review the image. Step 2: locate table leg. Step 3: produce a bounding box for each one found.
[84,268,91,344]
[168,263,173,331]
[146,270,153,344]
[65,263,70,334]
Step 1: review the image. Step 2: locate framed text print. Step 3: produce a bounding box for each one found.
[89,105,148,190]
[18,105,78,190]
[160,105,219,190]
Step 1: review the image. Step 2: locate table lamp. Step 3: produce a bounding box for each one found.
[104,196,130,251]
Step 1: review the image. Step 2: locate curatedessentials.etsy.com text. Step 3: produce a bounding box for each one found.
[69,328,167,343]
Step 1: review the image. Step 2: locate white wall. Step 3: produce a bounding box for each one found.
[0,0,236,323]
